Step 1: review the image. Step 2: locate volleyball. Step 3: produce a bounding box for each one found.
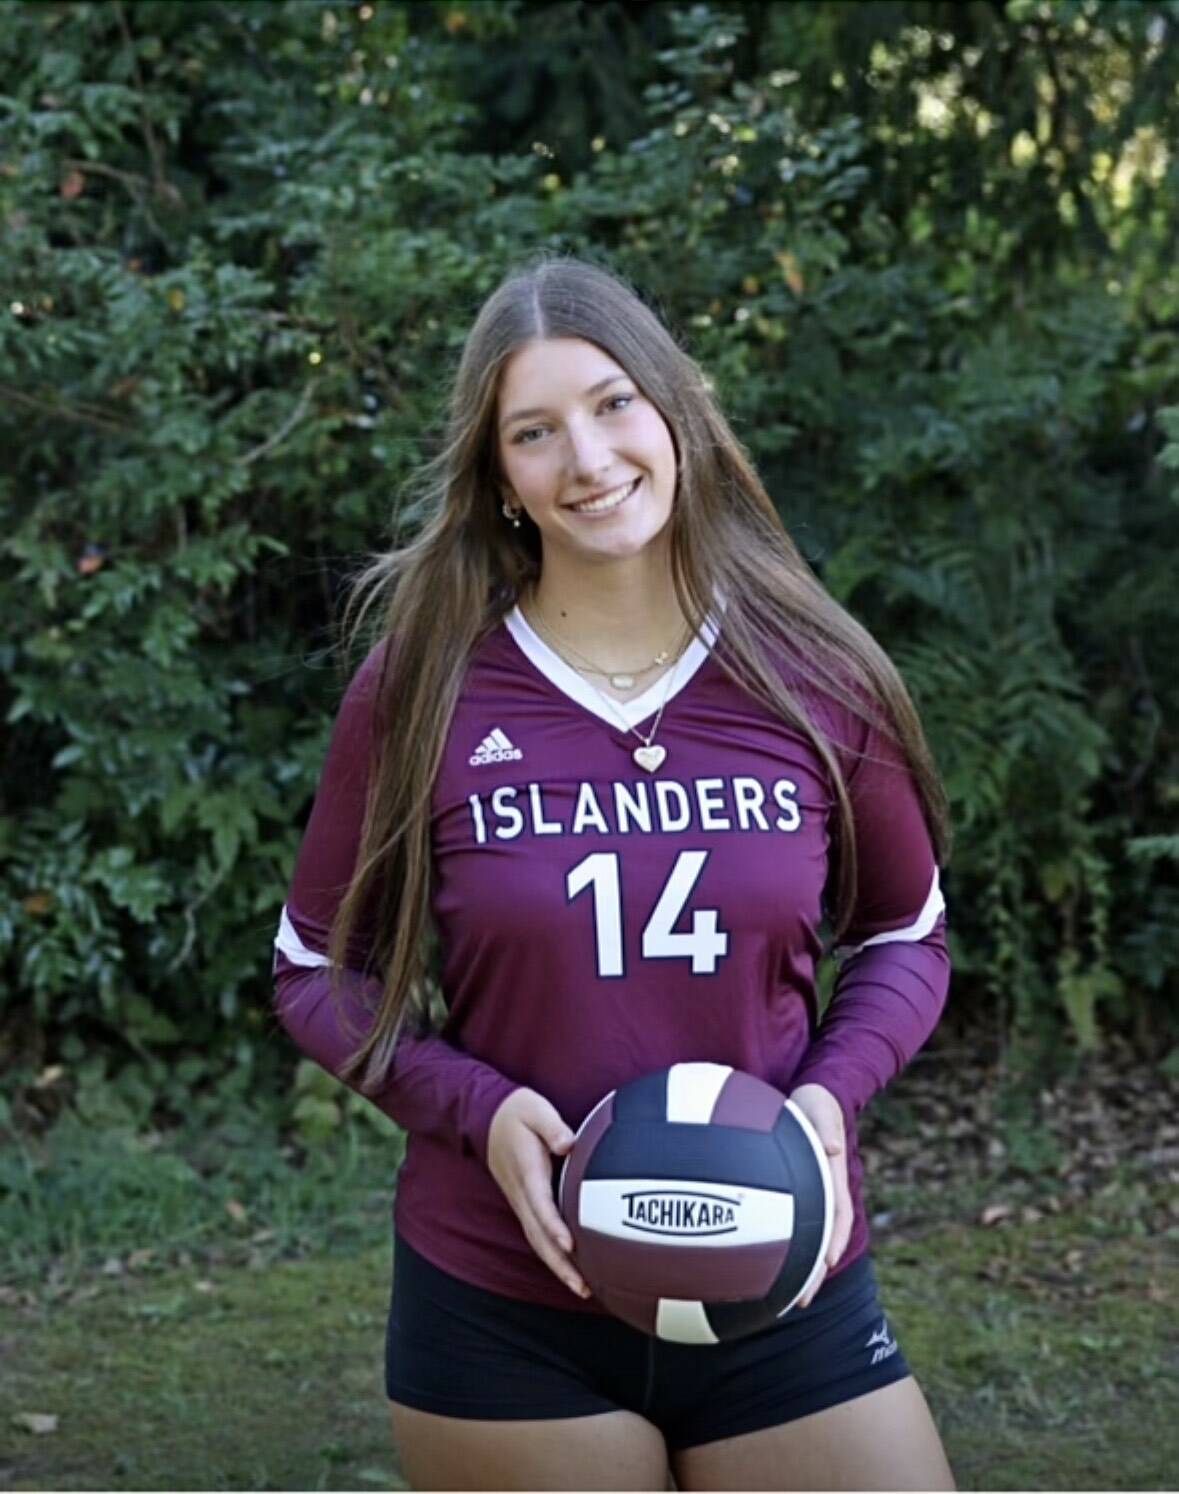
[558,1063,834,1344]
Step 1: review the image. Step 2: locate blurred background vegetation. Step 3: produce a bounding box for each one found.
[2,0,1177,1162]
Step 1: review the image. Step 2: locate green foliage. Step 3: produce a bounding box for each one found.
[1,0,1177,1130]
[0,1071,403,1285]
[292,1058,402,1146]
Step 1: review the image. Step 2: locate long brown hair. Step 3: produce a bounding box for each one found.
[329,252,951,1091]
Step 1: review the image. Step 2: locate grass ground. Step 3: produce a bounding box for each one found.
[3,1190,1177,1489]
[880,1210,1179,1491]
[1,1246,400,1492]
[3,1060,1178,1490]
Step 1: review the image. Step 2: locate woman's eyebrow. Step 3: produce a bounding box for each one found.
[499,374,630,431]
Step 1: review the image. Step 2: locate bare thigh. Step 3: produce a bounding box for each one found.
[390,1400,670,1492]
[672,1376,955,1492]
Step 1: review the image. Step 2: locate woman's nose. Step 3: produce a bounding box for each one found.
[564,417,612,480]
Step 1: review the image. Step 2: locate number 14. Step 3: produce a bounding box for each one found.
[566,850,729,978]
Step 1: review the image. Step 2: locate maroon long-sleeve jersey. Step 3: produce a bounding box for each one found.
[273,608,949,1310]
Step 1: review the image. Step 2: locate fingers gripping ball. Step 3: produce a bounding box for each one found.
[558,1063,834,1344]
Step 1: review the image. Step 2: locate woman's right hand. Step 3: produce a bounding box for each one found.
[486,1088,591,1300]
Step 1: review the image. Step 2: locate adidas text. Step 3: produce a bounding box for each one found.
[470,729,523,767]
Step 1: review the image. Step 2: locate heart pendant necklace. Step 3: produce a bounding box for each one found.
[596,656,679,773]
[524,598,686,772]
[632,742,667,774]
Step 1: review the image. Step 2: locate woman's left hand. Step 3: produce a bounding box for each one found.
[787,1081,853,1308]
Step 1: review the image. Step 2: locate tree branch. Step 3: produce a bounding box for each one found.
[63,157,154,197]
[1036,18,1106,256]
[112,0,183,207]
[236,380,320,466]
[0,384,134,436]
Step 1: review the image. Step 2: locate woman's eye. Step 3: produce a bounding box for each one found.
[512,394,633,444]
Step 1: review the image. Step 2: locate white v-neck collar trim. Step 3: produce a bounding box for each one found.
[504,605,718,729]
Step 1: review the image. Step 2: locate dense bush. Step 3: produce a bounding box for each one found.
[2,0,1177,1133]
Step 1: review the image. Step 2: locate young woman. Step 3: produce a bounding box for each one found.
[273,255,956,1491]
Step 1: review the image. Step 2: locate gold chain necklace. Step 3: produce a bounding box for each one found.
[526,603,685,773]
[530,600,685,691]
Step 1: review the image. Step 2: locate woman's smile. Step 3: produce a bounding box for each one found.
[565,476,642,516]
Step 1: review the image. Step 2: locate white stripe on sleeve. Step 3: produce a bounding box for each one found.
[835,868,945,960]
[274,904,331,968]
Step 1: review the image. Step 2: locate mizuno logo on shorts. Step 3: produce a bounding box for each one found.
[470,728,523,766]
[866,1318,898,1365]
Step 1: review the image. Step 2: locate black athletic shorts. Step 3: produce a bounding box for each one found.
[385,1234,912,1451]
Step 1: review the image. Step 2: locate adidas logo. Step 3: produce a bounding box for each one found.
[469,728,524,766]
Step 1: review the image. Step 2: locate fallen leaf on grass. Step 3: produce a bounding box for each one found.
[127,1249,155,1271]
[0,1287,38,1309]
[193,1280,216,1294]
[13,1412,58,1434]
[978,1202,1013,1226]
[225,1198,247,1223]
